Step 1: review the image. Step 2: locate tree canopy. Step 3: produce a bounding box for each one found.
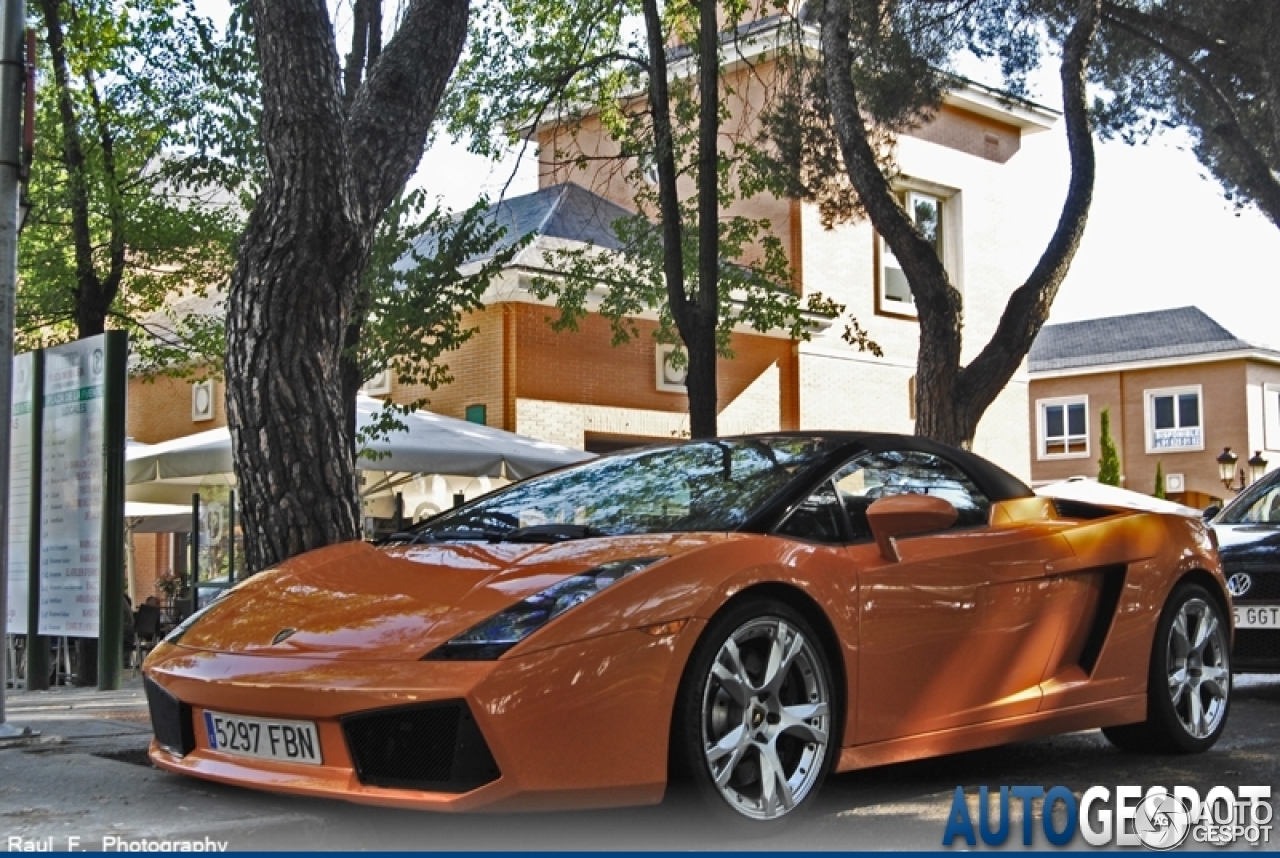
[1091,0,1280,230]
[452,0,855,437]
[18,0,255,371]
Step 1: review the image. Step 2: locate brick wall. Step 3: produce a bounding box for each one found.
[130,532,172,603]
[513,305,794,420]
[128,373,224,443]
[536,61,794,270]
[391,305,508,429]
[904,104,1021,164]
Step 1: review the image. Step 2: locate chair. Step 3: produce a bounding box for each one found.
[133,605,162,674]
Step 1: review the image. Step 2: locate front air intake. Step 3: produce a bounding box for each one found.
[342,700,500,793]
[144,677,195,757]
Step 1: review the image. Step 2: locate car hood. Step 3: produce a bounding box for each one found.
[1213,523,1280,559]
[171,534,712,660]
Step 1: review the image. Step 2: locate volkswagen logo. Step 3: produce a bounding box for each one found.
[272,628,298,645]
[1227,573,1253,598]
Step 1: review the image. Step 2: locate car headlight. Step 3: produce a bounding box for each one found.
[424,557,666,661]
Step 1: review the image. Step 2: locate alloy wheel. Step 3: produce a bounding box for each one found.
[1166,597,1230,740]
[699,616,831,820]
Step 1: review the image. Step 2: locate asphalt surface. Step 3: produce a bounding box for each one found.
[0,674,1276,852]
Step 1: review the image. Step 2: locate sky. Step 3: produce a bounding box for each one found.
[412,72,1280,351]
[1046,136,1280,350]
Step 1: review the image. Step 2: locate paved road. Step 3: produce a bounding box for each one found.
[1,675,1276,851]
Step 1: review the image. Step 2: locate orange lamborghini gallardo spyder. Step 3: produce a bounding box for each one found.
[144,433,1232,824]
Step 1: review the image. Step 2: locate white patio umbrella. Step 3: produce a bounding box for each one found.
[126,395,592,487]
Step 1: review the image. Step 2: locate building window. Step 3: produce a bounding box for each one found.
[1037,396,1088,459]
[361,368,392,396]
[1145,386,1203,453]
[1265,383,1280,451]
[465,404,487,425]
[191,379,215,422]
[877,189,950,318]
[655,344,687,393]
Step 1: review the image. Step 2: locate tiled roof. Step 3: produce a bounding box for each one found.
[1028,306,1265,373]
[413,182,632,265]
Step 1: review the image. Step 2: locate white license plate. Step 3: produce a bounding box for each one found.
[203,710,322,765]
[1233,604,1280,629]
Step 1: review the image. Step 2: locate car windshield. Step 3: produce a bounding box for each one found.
[1215,470,1280,525]
[415,437,841,540]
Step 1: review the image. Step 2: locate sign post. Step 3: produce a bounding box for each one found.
[0,0,30,738]
[37,334,126,690]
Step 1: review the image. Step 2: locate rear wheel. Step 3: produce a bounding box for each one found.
[670,598,836,824]
[1104,582,1230,753]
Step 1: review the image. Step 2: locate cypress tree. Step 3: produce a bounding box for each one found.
[1098,408,1121,486]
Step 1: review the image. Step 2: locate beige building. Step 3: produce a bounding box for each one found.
[383,26,1064,478]
[130,21,1075,488]
[1027,306,1280,508]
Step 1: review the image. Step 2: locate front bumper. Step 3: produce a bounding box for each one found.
[1232,626,1280,671]
[144,622,703,812]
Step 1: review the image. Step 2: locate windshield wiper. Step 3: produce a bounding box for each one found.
[386,523,603,545]
[503,524,605,543]
[385,525,513,544]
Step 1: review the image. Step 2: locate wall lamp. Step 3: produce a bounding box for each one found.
[1217,447,1268,492]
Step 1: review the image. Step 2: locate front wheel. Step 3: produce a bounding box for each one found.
[670,598,837,824]
[1104,582,1231,754]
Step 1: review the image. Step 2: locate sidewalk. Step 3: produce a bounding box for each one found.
[0,678,327,851]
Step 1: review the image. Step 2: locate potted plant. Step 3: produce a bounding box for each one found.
[154,571,182,601]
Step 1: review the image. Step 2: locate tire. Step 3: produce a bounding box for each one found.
[1103,582,1231,754]
[669,597,837,825]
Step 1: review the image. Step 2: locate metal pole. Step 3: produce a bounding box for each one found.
[188,492,199,619]
[25,349,45,690]
[0,0,31,738]
[96,331,126,690]
[227,489,235,586]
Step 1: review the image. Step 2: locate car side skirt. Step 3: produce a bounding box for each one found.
[836,694,1146,772]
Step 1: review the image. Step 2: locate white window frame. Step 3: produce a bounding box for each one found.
[1144,385,1205,454]
[1036,395,1090,460]
[1264,382,1280,452]
[876,185,959,319]
[191,379,215,422]
[655,344,687,393]
[361,368,392,396]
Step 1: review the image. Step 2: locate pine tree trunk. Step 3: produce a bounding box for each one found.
[821,0,1099,450]
[226,0,468,574]
[685,323,718,438]
[226,194,367,574]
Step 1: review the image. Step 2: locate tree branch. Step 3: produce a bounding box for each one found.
[38,0,102,331]
[345,0,469,224]
[1100,2,1280,228]
[960,0,1100,407]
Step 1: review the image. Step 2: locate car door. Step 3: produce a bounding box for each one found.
[835,450,1075,745]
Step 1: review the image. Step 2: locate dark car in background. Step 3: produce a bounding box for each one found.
[1211,468,1280,671]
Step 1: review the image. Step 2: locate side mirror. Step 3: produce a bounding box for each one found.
[867,493,959,562]
[1202,505,1221,521]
